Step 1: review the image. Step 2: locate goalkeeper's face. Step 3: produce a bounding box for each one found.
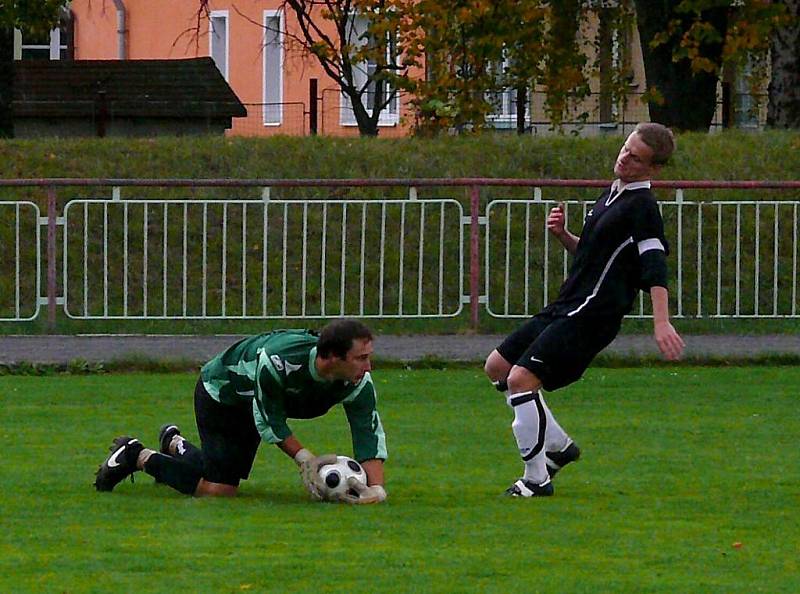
[334,338,374,383]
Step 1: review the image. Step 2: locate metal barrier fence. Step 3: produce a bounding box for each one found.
[486,196,800,319]
[0,201,41,321]
[62,198,464,319]
[1,178,799,329]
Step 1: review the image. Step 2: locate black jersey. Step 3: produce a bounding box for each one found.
[545,181,669,320]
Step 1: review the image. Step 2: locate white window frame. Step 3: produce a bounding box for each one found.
[209,10,230,81]
[15,25,66,60]
[486,56,528,129]
[262,10,284,126]
[340,14,400,128]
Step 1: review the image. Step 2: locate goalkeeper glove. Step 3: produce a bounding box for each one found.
[295,449,338,501]
[335,477,387,505]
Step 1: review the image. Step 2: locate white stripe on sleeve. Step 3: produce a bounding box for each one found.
[637,238,665,255]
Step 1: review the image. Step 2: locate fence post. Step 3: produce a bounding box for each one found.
[46,186,57,331]
[469,185,480,331]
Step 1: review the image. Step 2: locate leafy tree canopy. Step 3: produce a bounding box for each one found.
[0,1,67,32]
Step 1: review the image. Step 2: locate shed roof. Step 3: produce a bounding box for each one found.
[13,58,247,119]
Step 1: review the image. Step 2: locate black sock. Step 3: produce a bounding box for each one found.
[171,437,204,474]
[143,453,202,495]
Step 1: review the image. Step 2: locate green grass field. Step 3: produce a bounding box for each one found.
[2,367,798,593]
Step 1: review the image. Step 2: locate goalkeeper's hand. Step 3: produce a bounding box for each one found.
[335,477,387,505]
[295,449,338,501]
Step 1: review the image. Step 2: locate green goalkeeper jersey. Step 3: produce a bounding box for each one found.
[200,330,387,462]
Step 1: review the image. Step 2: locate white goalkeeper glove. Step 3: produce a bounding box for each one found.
[295,449,338,501]
[334,477,387,505]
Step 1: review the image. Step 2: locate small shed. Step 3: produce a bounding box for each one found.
[13,57,247,137]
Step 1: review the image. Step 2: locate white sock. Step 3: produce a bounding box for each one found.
[540,393,570,453]
[507,391,549,485]
[170,434,187,456]
[137,448,155,470]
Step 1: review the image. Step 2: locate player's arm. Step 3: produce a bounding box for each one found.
[650,286,684,361]
[633,198,684,361]
[253,354,335,499]
[340,378,388,504]
[361,458,384,487]
[547,202,579,255]
[278,434,307,462]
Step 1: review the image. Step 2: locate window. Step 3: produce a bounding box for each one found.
[341,15,399,127]
[487,57,526,127]
[263,11,284,125]
[209,11,229,80]
[15,13,73,60]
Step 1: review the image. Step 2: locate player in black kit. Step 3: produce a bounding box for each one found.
[485,122,685,497]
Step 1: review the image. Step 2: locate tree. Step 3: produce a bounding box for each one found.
[196,0,425,136]
[0,26,13,137]
[408,1,598,135]
[0,1,67,137]
[406,1,509,134]
[219,1,601,136]
[216,0,419,137]
[634,0,728,131]
[768,0,800,128]
[634,0,792,131]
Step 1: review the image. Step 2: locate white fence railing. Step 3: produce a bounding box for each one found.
[485,198,800,318]
[62,199,465,319]
[0,201,41,321]
[3,179,800,327]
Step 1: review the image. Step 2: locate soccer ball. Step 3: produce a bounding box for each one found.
[318,456,367,499]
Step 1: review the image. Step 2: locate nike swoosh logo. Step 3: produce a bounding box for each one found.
[530,357,544,364]
[107,445,127,468]
[236,390,255,396]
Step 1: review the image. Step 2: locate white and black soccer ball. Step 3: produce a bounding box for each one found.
[318,456,367,499]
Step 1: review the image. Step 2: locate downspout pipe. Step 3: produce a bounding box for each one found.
[112,0,127,59]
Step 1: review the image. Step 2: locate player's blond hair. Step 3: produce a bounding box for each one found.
[634,122,676,166]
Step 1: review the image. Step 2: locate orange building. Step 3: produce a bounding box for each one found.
[47,1,413,137]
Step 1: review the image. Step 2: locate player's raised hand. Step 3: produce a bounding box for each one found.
[546,203,566,236]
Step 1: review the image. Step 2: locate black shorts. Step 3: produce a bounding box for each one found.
[194,378,262,486]
[496,312,620,391]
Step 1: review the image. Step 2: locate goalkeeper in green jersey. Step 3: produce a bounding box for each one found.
[94,319,388,504]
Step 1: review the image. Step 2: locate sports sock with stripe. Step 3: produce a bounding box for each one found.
[507,390,549,485]
[539,393,571,453]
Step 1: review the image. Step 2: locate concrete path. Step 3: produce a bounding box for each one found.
[1,333,798,364]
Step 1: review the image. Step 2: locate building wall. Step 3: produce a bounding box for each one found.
[70,0,413,137]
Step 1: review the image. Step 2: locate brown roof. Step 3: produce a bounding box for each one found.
[13,58,247,118]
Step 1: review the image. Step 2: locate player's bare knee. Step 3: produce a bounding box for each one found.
[484,350,511,382]
[194,478,238,497]
[506,366,542,394]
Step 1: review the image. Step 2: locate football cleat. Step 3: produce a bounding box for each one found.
[94,436,143,492]
[504,478,554,497]
[158,423,181,455]
[546,441,581,478]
